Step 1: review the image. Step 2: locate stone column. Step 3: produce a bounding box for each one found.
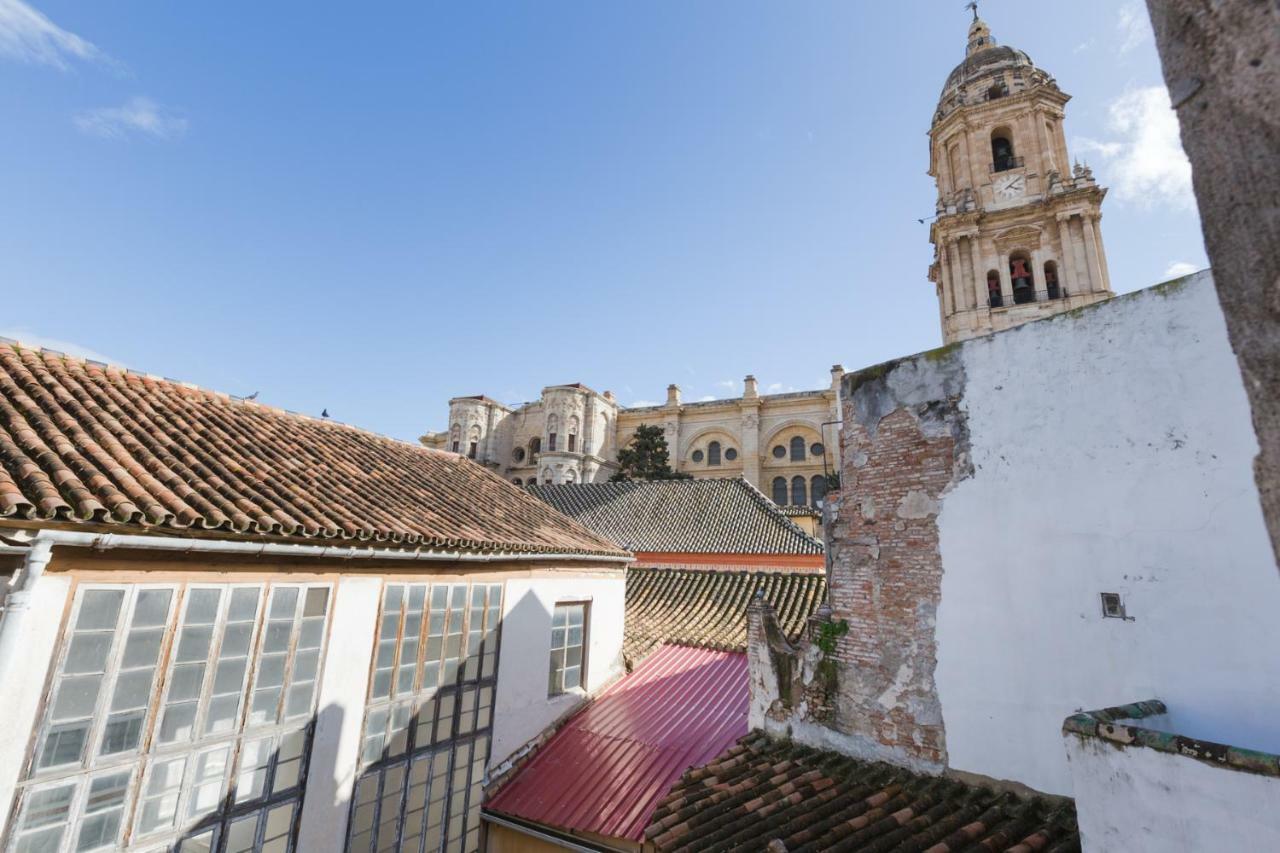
[936,236,957,313]
[1082,213,1104,293]
[1057,214,1080,296]
[968,233,987,310]
[1031,247,1045,302]
[947,236,962,311]
[664,384,682,475]
[741,401,761,487]
[998,254,1014,306]
[483,405,498,467]
[961,129,982,199]
[1093,214,1113,292]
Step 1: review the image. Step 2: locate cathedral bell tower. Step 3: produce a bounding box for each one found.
[928,9,1114,344]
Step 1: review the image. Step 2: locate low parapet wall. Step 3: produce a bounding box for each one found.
[1063,700,1280,851]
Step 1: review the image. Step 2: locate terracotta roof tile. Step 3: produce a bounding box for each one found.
[647,734,1080,853]
[529,478,824,555]
[0,343,627,557]
[624,567,825,667]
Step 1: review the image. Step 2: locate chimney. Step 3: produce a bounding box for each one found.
[831,364,845,392]
[743,375,759,399]
[666,384,681,407]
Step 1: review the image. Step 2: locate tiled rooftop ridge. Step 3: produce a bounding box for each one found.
[624,567,826,668]
[646,733,1080,853]
[0,342,627,557]
[530,478,824,555]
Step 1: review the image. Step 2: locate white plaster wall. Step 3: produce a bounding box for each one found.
[490,574,625,768]
[936,273,1280,795]
[0,573,72,840]
[1065,736,1280,851]
[297,576,381,853]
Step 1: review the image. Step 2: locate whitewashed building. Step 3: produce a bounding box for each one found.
[0,341,631,853]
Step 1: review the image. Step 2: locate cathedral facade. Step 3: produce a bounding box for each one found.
[929,14,1114,344]
[420,368,844,506]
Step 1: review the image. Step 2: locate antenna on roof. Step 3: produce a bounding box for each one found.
[965,1,979,21]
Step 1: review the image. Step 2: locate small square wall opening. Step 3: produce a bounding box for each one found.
[1100,592,1127,619]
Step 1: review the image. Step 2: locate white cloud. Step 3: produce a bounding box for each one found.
[628,400,659,408]
[697,395,716,402]
[1118,1,1153,54]
[0,0,102,68]
[0,329,123,365]
[74,97,188,140]
[716,379,739,391]
[1075,86,1194,210]
[1163,261,1200,279]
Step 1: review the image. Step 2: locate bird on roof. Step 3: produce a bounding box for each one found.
[244,391,259,401]
[321,408,330,418]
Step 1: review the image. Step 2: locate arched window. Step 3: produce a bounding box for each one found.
[546,415,559,452]
[991,129,1016,172]
[564,471,576,484]
[1010,252,1036,304]
[450,424,461,454]
[512,478,522,486]
[987,270,1003,308]
[708,441,721,466]
[811,475,828,506]
[790,436,806,462]
[529,437,541,456]
[568,416,579,453]
[1045,260,1061,300]
[467,425,481,460]
[772,477,788,505]
[791,476,807,507]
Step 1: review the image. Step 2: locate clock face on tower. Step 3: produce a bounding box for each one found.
[995,173,1026,201]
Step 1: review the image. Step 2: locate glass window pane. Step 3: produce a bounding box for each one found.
[224,814,259,853]
[270,588,299,619]
[99,711,145,755]
[228,588,260,621]
[64,634,112,674]
[22,784,75,830]
[38,723,88,769]
[175,626,213,663]
[52,674,102,720]
[134,589,173,626]
[185,589,222,625]
[303,587,329,617]
[76,590,125,631]
[167,664,205,701]
[122,628,164,668]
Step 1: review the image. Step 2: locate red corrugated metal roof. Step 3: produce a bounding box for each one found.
[486,643,749,842]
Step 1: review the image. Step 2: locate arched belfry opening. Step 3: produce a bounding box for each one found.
[991,129,1017,172]
[1010,252,1036,304]
[1045,261,1062,300]
[987,270,1003,308]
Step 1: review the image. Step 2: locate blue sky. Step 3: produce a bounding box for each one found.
[1,0,1205,440]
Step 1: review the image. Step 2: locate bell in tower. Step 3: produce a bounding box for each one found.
[926,9,1115,344]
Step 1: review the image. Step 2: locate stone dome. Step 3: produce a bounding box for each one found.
[935,18,1057,124]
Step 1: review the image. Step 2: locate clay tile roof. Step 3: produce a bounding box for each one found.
[528,478,824,555]
[486,644,749,843]
[0,343,627,557]
[646,734,1080,853]
[624,567,826,667]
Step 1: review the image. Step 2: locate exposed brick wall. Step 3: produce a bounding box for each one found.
[746,354,968,774]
